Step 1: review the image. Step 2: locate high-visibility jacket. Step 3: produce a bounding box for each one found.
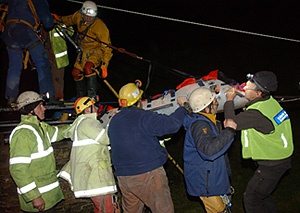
[49,24,71,69]
[241,96,294,160]
[59,113,117,198]
[9,115,68,212]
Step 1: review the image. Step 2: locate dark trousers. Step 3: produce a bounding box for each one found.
[243,159,291,213]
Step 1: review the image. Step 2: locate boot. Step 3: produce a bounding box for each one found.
[86,75,98,99]
[75,79,87,98]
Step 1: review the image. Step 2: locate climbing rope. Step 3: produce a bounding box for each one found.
[67,0,300,43]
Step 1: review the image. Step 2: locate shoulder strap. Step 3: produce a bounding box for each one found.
[26,0,40,30]
[6,0,40,30]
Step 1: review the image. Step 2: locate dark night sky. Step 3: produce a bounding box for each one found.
[1,0,300,102]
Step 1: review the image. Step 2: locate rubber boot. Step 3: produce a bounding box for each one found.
[75,79,87,98]
[86,75,98,99]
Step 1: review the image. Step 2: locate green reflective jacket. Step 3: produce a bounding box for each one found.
[49,24,71,69]
[9,115,68,212]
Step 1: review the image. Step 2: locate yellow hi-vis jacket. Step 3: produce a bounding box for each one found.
[59,113,117,198]
[9,115,69,212]
[49,24,71,69]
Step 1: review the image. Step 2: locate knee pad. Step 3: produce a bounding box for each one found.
[72,68,84,80]
[84,61,95,76]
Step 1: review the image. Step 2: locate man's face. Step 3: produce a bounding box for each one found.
[33,102,46,121]
[210,98,219,115]
[243,81,261,101]
[82,14,95,24]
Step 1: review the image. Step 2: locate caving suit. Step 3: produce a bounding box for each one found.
[59,113,117,213]
[59,11,113,98]
[183,113,235,213]
[9,115,68,212]
[1,0,55,102]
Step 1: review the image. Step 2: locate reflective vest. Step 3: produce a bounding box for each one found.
[241,96,294,160]
[49,24,71,69]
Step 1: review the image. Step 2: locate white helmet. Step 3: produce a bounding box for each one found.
[189,88,215,113]
[81,1,98,17]
[16,91,43,110]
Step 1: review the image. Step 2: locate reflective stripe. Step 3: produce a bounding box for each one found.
[53,32,64,37]
[10,125,44,152]
[58,171,73,190]
[244,131,249,147]
[10,156,31,165]
[73,139,99,147]
[281,133,288,148]
[38,181,59,193]
[18,182,36,194]
[31,146,53,159]
[73,117,104,147]
[10,125,54,163]
[49,126,59,143]
[74,185,117,198]
[17,181,60,195]
[95,128,105,142]
[59,171,72,184]
[55,51,67,59]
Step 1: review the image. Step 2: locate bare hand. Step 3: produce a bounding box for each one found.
[226,88,237,101]
[177,96,188,107]
[32,197,45,211]
[224,118,237,130]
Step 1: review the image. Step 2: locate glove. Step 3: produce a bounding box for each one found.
[101,65,108,78]
[52,13,59,20]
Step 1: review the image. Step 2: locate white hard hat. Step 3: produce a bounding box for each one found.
[189,88,215,113]
[81,1,98,17]
[16,91,43,110]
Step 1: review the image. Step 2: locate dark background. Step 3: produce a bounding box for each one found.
[1,0,300,103]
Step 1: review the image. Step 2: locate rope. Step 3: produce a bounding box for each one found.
[66,0,300,43]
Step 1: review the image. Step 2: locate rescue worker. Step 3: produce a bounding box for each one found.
[59,97,118,213]
[55,1,113,99]
[9,91,68,212]
[0,0,56,105]
[183,87,237,213]
[224,71,294,213]
[108,81,187,213]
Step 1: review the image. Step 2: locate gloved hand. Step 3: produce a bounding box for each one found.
[100,65,108,78]
[52,13,59,20]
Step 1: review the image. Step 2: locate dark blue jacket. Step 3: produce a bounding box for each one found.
[183,114,235,196]
[108,106,186,176]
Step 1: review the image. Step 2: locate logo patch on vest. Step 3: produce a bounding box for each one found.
[202,128,208,134]
[273,109,289,125]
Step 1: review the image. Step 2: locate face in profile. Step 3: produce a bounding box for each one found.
[33,102,46,121]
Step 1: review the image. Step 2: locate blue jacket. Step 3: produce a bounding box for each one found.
[183,114,234,196]
[108,106,186,176]
[1,0,54,48]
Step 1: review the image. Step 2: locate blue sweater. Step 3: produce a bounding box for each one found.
[108,106,186,176]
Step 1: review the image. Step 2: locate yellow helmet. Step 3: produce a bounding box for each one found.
[74,97,95,114]
[189,88,215,113]
[118,82,143,107]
